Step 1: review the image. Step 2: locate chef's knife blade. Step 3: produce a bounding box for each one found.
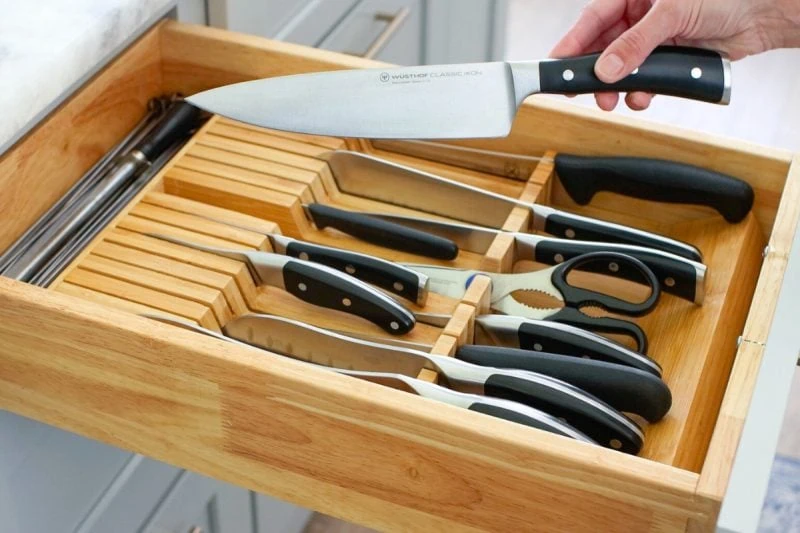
[224,314,644,453]
[148,234,416,335]
[187,46,730,140]
[475,315,662,376]
[365,212,706,304]
[143,313,596,443]
[321,150,703,262]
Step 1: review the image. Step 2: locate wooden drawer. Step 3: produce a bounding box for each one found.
[0,20,798,532]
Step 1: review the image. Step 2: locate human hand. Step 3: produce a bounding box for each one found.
[551,0,800,111]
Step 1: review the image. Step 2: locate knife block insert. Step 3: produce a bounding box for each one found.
[49,113,764,474]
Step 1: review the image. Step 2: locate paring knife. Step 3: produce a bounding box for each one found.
[475,315,662,377]
[365,212,707,304]
[191,213,432,305]
[187,45,730,140]
[303,203,459,260]
[317,151,704,262]
[324,325,670,422]
[374,141,754,224]
[143,314,596,444]
[224,314,645,454]
[148,234,416,335]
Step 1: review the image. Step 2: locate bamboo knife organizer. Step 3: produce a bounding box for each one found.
[50,114,763,471]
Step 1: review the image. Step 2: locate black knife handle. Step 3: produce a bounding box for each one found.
[554,154,753,224]
[468,401,596,443]
[483,373,643,454]
[284,240,428,305]
[307,204,458,260]
[516,320,661,376]
[136,101,204,160]
[535,238,702,304]
[458,346,671,422]
[543,212,703,262]
[539,46,729,104]
[282,260,415,335]
[547,307,648,354]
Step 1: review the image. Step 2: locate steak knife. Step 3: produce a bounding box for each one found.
[224,314,645,454]
[148,234,416,335]
[187,46,730,140]
[143,314,596,444]
[366,212,706,304]
[319,151,703,261]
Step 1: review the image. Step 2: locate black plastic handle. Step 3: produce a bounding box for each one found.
[468,402,596,443]
[306,204,458,260]
[136,101,205,160]
[282,260,415,335]
[516,320,661,375]
[551,252,661,316]
[543,211,703,262]
[483,373,643,454]
[554,154,753,224]
[458,346,672,422]
[540,46,729,104]
[534,238,703,304]
[284,240,427,305]
[547,307,649,354]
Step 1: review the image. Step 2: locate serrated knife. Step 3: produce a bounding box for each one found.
[187,46,730,140]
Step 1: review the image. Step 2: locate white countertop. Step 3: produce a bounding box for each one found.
[0,0,175,155]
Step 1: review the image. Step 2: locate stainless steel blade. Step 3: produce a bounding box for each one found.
[187,61,539,139]
[400,264,477,300]
[224,314,430,377]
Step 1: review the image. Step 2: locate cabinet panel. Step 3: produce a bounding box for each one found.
[209,0,315,38]
[319,0,423,65]
[276,0,360,47]
[253,493,313,533]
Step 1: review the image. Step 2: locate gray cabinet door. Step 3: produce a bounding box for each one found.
[253,493,312,533]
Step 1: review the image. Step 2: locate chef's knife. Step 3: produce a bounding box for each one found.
[373,141,755,224]
[475,315,662,377]
[321,326,670,422]
[187,46,730,140]
[148,234,416,335]
[303,204,459,260]
[191,214,432,305]
[318,151,703,261]
[224,314,645,453]
[143,313,596,443]
[365,212,706,304]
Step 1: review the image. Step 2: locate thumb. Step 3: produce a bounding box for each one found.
[595,2,682,82]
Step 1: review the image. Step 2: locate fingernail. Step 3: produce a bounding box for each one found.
[597,53,625,81]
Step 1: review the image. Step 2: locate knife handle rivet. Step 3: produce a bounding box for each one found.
[345,265,356,274]
[665,277,676,287]
[608,262,619,273]
[554,254,565,263]
[298,282,308,292]
[565,229,576,239]
[631,67,639,75]
[342,298,352,307]
[562,69,575,82]
[393,281,404,291]
[691,67,703,79]
[610,438,622,450]
[299,252,310,261]
[533,343,543,351]
[390,321,400,331]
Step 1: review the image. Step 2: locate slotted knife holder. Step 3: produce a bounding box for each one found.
[0,20,797,532]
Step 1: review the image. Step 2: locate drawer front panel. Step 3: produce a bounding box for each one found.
[276,0,360,47]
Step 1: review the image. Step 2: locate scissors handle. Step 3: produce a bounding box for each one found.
[551,252,661,316]
[547,307,649,354]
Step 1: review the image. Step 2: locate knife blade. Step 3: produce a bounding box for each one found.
[191,213,432,306]
[187,46,730,140]
[148,234,416,335]
[475,315,662,376]
[303,203,459,260]
[364,212,706,304]
[224,314,645,453]
[371,140,754,224]
[142,313,597,443]
[318,151,703,262]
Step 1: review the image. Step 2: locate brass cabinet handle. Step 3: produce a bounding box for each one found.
[350,8,411,59]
